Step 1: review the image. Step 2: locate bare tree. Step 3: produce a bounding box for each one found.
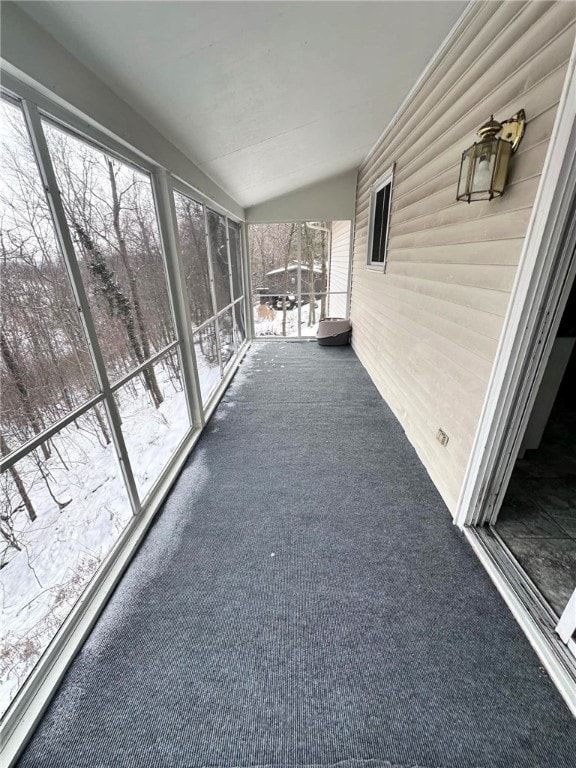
[0,332,50,460]
[107,160,163,406]
[1,434,36,523]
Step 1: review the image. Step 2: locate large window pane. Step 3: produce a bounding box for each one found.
[194,322,221,404]
[249,223,299,337]
[173,193,214,329]
[0,100,98,454]
[248,222,298,306]
[0,407,131,716]
[114,350,190,501]
[207,209,232,311]
[228,221,243,300]
[43,122,175,384]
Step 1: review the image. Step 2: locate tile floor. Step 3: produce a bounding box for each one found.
[496,389,576,617]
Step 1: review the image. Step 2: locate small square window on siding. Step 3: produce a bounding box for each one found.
[367,165,394,268]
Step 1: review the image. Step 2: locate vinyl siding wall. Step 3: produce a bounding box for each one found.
[328,220,352,317]
[350,0,576,514]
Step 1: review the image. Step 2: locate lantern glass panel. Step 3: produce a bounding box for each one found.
[468,138,498,201]
[492,138,513,197]
[457,146,474,200]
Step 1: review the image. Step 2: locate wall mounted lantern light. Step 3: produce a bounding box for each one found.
[456,109,526,203]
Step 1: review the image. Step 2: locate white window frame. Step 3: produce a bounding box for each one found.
[366,164,394,271]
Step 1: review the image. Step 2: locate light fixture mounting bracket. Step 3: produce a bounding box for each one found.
[497,109,526,153]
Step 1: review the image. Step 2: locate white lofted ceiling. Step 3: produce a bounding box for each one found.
[19,1,468,208]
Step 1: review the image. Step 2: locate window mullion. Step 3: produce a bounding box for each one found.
[203,207,219,320]
[152,170,204,429]
[241,223,254,341]
[225,218,235,304]
[21,100,141,515]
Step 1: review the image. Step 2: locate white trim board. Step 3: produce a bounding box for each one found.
[455,37,576,528]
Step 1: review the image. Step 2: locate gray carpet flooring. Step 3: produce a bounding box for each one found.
[17,343,576,767]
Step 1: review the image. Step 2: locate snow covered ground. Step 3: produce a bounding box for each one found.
[0,360,194,716]
[253,301,320,338]
[194,336,222,403]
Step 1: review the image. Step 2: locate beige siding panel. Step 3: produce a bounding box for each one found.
[396,64,569,193]
[351,326,480,497]
[388,208,533,250]
[350,303,489,421]
[360,273,511,317]
[329,297,348,317]
[390,139,550,233]
[375,281,505,341]
[351,282,496,379]
[390,239,525,268]
[384,167,459,221]
[350,325,486,505]
[350,1,574,514]
[364,288,499,363]
[348,281,506,357]
[357,119,557,259]
[386,261,518,293]
[355,208,370,231]
[391,177,542,238]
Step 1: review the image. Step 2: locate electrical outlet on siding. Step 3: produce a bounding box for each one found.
[436,429,449,447]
